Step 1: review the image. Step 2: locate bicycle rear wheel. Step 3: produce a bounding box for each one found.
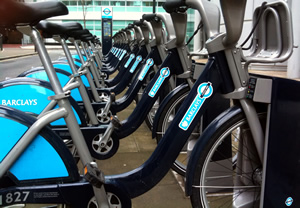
[190,112,265,208]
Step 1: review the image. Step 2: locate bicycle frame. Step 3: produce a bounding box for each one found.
[106,49,244,198]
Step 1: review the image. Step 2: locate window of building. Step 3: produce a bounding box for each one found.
[142,1,153,7]
[98,1,109,6]
[78,0,92,6]
[111,1,125,6]
[126,1,141,6]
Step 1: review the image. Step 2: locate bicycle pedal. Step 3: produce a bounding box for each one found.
[84,162,105,188]
[111,115,122,129]
[111,92,116,102]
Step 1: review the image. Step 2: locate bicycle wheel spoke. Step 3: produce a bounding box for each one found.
[191,114,266,207]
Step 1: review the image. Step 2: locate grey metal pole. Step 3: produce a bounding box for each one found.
[287,0,300,79]
[153,0,156,13]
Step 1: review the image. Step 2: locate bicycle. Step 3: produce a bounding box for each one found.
[168,0,295,207]
[1,1,295,208]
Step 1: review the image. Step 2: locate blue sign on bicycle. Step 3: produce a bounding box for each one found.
[119,50,127,60]
[148,67,170,98]
[130,55,142,73]
[124,54,135,68]
[179,82,213,131]
[138,58,154,81]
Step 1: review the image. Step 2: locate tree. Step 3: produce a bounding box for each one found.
[80,0,88,29]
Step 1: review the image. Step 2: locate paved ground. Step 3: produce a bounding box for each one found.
[0,44,192,208]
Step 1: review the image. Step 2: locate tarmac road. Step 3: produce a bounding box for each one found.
[0,50,64,80]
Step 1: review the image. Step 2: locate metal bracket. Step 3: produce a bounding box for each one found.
[177,71,192,79]
[69,71,83,78]
[84,162,105,188]
[191,63,205,79]
[48,90,71,101]
[222,87,247,99]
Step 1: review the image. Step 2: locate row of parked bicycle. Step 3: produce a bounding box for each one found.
[0,0,299,207]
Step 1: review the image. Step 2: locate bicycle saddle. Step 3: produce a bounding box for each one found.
[70,29,91,40]
[0,0,68,27]
[36,21,83,39]
[81,35,95,42]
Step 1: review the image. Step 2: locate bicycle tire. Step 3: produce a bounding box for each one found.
[190,111,266,208]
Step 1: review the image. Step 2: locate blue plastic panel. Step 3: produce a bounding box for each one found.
[0,84,81,125]
[0,116,69,179]
[53,64,90,87]
[0,84,53,114]
[0,117,27,162]
[10,134,69,180]
[27,71,83,102]
[51,105,81,126]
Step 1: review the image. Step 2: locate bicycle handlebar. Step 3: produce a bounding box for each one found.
[163,0,187,13]
[220,0,246,47]
[142,14,158,22]
[133,20,143,27]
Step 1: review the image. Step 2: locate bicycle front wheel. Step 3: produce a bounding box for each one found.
[190,112,265,208]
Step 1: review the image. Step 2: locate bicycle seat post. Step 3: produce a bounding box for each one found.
[74,39,102,102]
[18,26,66,95]
[80,41,102,87]
[89,40,103,69]
[57,35,99,125]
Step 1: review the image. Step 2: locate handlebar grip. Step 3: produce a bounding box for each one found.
[127,24,134,29]
[163,0,187,13]
[142,13,157,21]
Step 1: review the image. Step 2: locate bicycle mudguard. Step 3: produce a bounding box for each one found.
[151,83,189,138]
[0,108,96,208]
[53,59,82,68]
[72,53,86,63]
[0,77,85,126]
[18,67,84,102]
[185,106,242,196]
[0,105,80,186]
